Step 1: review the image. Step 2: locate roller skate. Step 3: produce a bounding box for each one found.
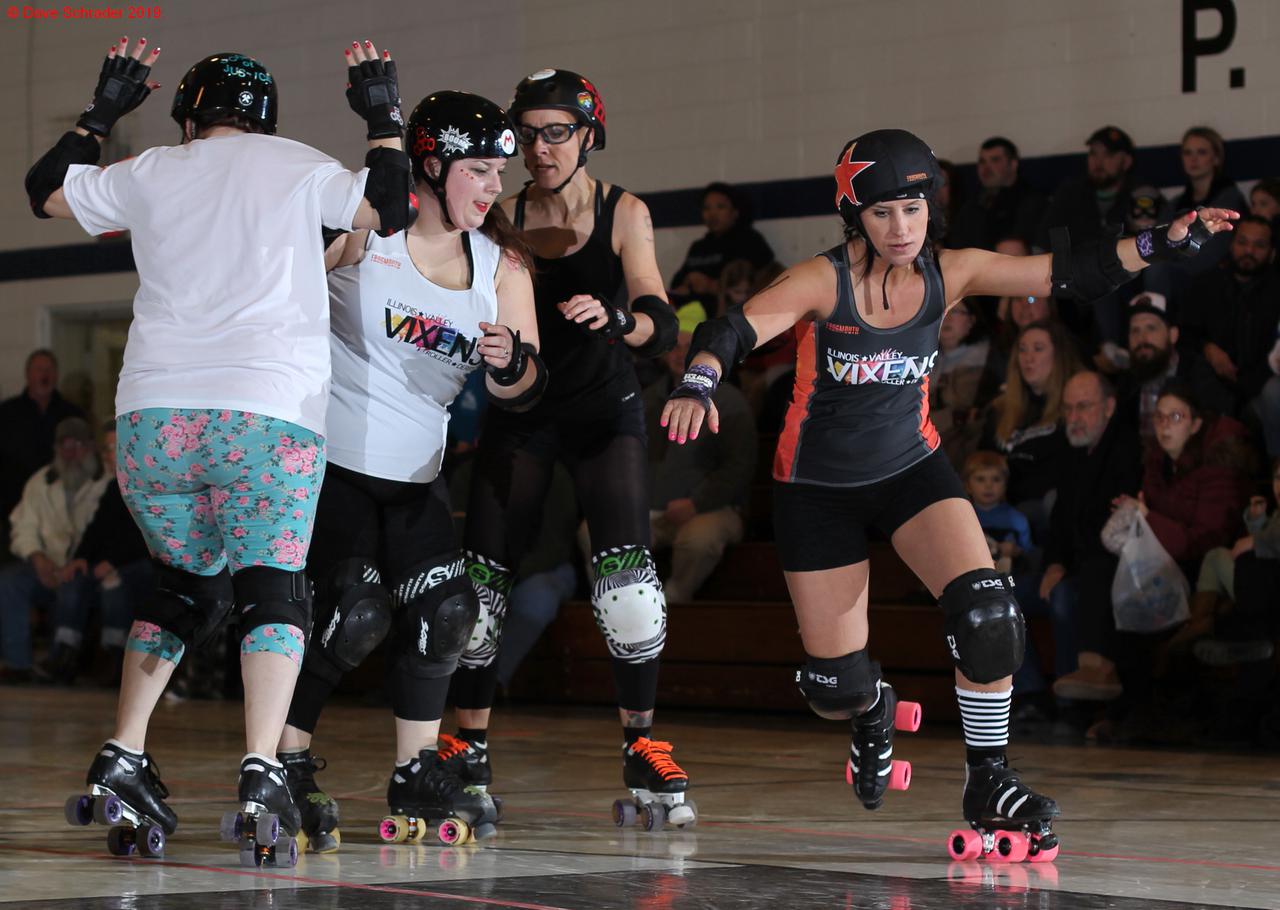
[612,737,695,832]
[438,733,502,821]
[847,683,922,810]
[65,741,175,858]
[378,748,499,846]
[946,756,1060,863]
[219,754,301,868]
[279,748,340,853]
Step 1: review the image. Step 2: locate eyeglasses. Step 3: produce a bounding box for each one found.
[1152,410,1190,426]
[516,122,582,146]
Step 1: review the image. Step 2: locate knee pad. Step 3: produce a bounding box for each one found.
[392,552,479,679]
[307,557,392,682]
[460,550,513,669]
[939,568,1026,684]
[132,560,235,653]
[590,546,666,663]
[796,649,882,720]
[234,565,312,642]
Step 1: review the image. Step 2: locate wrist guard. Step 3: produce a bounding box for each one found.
[592,303,637,341]
[1135,213,1214,263]
[485,327,527,386]
[668,364,720,412]
[77,52,153,137]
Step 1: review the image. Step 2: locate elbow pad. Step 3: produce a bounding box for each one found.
[364,147,418,237]
[630,295,678,358]
[488,344,547,412]
[1049,226,1134,302]
[687,307,758,373]
[25,131,101,218]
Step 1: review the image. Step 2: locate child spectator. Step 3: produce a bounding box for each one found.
[963,450,1033,575]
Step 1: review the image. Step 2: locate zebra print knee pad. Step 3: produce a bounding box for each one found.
[459,550,513,669]
[590,545,666,663]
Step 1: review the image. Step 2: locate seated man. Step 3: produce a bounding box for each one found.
[0,417,109,681]
[643,303,756,602]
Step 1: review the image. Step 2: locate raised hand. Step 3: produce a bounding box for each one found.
[78,36,161,137]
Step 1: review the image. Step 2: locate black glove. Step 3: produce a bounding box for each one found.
[591,303,636,341]
[346,55,404,140]
[77,53,153,137]
[1135,212,1214,263]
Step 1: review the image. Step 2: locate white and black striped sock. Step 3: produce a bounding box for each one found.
[956,686,1011,765]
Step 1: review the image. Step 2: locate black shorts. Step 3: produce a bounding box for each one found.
[772,449,966,572]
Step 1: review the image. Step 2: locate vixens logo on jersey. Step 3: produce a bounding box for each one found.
[826,347,938,386]
[385,307,482,367]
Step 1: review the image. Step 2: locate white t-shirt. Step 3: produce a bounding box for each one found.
[62,132,368,436]
[325,230,502,482]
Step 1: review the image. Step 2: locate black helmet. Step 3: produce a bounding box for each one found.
[171,52,277,135]
[509,68,606,151]
[833,129,938,228]
[406,91,518,182]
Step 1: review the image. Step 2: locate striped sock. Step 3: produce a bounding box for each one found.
[956,686,1011,766]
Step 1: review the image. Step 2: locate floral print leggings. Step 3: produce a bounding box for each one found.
[117,408,325,664]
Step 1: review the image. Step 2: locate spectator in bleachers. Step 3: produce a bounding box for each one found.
[0,417,108,681]
[963,451,1032,576]
[643,302,756,602]
[1180,216,1280,416]
[670,182,775,301]
[33,421,151,686]
[1035,371,1141,702]
[1037,125,1139,252]
[1093,185,1174,365]
[1173,127,1247,220]
[1116,293,1202,440]
[933,299,1001,469]
[0,350,86,552]
[1249,177,1280,223]
[947,137,1046,251]
[981,319,1080,541]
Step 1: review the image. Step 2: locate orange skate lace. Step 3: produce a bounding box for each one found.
[631,738,687,781]
[436,733,468,762]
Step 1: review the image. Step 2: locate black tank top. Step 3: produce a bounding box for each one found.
[514,181,639,417]
[774,242,946,487]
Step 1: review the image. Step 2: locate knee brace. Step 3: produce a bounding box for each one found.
[939,568,1026,684]
[796,649,882,720]
[392,552,479,679]
[590,545,666,663]
[305,557,392,685]
[131,560,235,656]
[234,565,312,651]
[459,551,513,669]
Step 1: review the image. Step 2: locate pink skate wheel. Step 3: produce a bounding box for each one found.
[887,760,911,791]
[894,701,922,732]
[378,816,407,843]
[845,759,853,786]
[437,817,471,845]
[1029,841,1059,863]
[989,831,1029,863]
[947,828,983,861]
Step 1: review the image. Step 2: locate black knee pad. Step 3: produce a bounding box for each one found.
[796,649,882,720]
[306,557,392,683]
[132,560,235,652]
[939,568,1026,684]
[234,565,312,643]
[392,552,480,680]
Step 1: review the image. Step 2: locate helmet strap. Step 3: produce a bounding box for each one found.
[550,130,591,194]
[424,159,456,229]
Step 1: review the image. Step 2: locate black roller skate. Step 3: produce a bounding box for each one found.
[378,748,499,846]
[65,741,175,858]
[438,733,502,821]
[947,756,1060,863]
[279,748,340,853]
[847,683,922,810]
[612,737,695,832]
[219,754,301,867]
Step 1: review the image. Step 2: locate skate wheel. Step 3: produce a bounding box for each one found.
[1028,838,1059,863]
[65,795,94,827]
[491,795,504,823]
[95,795,124,826]
[279,836,299,867]
[641,802,666,833]
[255,812,280,846]
[845,759,854,786]
[887,760,911,792]
[137,823,166,858]
[106,826,134,856]
[473,821,498,842]
[239,844,258,867]
[219,811,244,843]
[437,817,471,846]
[947,828,983,862]
[895,700,922,733]
[410,817,429,844]
[669,798,697,828]
[612,798,637,827]
[378,815,409,844]
[989,831,1029,863]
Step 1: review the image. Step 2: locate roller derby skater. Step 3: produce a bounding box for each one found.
[275,89,540,851]
[451,68,687,831]
[380,748,500,846]
[29,34,412,862]
[662,128,1239,859]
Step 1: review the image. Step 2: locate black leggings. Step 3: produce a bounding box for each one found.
[287,463,458,732]
[453,404,661,713]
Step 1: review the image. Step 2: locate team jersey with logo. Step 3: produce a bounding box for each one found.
[774,242,946,487]
[325,230,501,482]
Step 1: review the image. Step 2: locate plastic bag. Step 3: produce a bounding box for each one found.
[1110,511,1190,633]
